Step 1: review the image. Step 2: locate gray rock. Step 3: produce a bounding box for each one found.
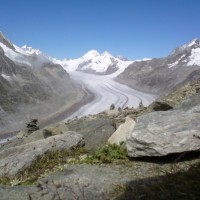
[0,131,84,177]
[0,164,138,199]
[16,130,27,139]
[23,122,70,144]
[148,101,173,111]
[33,164,136,200]
[126,94,200,157]
[0,159,198,199]
[108,117,135,145]
[66,118,116,150]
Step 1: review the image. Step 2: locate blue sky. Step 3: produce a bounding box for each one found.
[0,0,200,60]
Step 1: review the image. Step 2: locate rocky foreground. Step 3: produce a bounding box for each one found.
[0,79,200,199]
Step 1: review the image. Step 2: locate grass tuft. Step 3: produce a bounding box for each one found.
[81,142,128,164]
[0,147,86,186]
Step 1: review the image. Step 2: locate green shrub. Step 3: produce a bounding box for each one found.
[83,143,127,164]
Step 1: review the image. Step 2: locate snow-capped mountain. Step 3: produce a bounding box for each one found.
[21,45,43,55]
[0,32,83,134]
[54,50,134,76]
[0,33,141,78]
[0,34,53,68]
[167,38,200,67]
[117,38,200,95]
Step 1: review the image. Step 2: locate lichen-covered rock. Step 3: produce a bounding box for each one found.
[23,122,70,144]
[16,131,27,139]
[66,117,116,150]
[0,131,84,177]
[126,94,200,157]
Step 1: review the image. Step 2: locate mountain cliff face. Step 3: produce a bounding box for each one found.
[0,33,84,134]
[116,39,200,95]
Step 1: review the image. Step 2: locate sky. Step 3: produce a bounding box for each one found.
[0,0,200,60]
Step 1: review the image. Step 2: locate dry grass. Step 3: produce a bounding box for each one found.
[0,147,86,185]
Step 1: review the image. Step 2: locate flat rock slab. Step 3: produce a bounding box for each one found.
[0,165,135,200]
[127,94,200,157]
[0,131,84,177]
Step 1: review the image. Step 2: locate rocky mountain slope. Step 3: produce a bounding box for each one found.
[116,39,200,95]
[0,32,86,134]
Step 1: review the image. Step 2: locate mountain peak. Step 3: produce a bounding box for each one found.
[101,51,112,57]
[0,31,15,51]
[82,50,100,59]
[187,38,199,47]
[116,55,128,61]
[21,45,42,55]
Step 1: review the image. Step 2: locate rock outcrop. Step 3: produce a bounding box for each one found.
[108,117,135,145]
[148,101,173,111]
[126,94,200,157]
[65,117,116,150]
[0,132,84,177]
[23,122,70,144]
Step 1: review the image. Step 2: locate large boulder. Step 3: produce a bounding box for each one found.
[0,131,84,177]
[108,117,135,145]
[66,117,116,150]
[148,101,173,111]
[126,94,200,157]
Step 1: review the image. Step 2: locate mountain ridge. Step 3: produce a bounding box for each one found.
[116,38,200,95]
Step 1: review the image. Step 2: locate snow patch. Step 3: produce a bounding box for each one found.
[82,50,100,59]
[0,43,31,66]
[187,38,199,47]
[1,74,11,81]
[21,45,43,55]
[55,58,83,72]
[168,55,185,68]
[187,48,200,66]
[14,44,29,55]
[106,61,133,78]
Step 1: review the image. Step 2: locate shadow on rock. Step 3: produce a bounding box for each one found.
[118,161,200,200]
[129,150,200,164]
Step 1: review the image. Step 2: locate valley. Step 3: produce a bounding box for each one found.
[1,1,200,199]
[0,33,200,199]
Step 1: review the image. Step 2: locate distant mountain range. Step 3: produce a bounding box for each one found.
[19,46,136,76]
[21,38,200,96]
[20,45,150,77]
